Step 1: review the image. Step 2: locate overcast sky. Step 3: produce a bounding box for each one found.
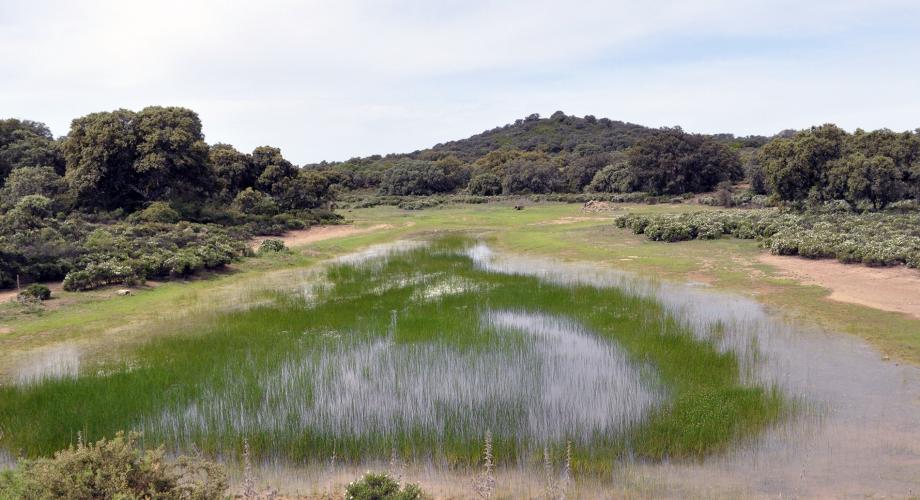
[2,1,919,164]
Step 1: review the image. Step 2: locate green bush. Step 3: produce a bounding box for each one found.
[258,239,286,254]
[467,173,503,196]
[132,201,180,223]
[345,473,427,500]
[398,197,444,210]
[18,283,51,301]
[0,432,227,499]
[62,261,141,291]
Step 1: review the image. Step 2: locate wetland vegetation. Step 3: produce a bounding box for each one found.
[0,238,785,470]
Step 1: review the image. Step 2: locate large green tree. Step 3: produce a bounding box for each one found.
[63,109,139,209]
[63,107,213,210]
[0,119,64,185]
[627,128,742,195]
[132,106,212,202]
[499,157,561,194]
[828,153,902,209]
[209,143,257,200]
[253,146,298,197]
[760,124,847,203]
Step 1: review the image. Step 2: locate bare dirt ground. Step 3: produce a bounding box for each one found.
[529,216,609,226]
[249,223,391,250]
[759,254,920,319]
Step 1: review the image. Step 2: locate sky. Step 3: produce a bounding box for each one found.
[2,0,920,165]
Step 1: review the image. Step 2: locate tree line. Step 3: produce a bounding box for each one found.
[755,124,920,209]
[3,108,919,227]
[323,114,919,210]
[0,107,338,225]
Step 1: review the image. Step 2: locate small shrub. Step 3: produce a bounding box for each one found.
[18,283,51,301]
[0,431,227,499]
[397,197,444,210]
[344,472,427,500]
[132,201,180,223]
[258,239,286,254]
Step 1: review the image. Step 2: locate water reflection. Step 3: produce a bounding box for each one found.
[149,309,662,445]
[468,242,920,497]
[14,344,82,386]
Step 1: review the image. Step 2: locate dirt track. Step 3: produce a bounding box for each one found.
[759,254,920,319]
[249,223,391,250]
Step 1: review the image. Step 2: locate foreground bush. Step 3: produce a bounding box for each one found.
[615,209,920,268]
[345,473,428,500]
[0,432,227,500]
[17,283,51,301]
[258,238,286,254]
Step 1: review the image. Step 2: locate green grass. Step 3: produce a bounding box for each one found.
[0,237,785,472]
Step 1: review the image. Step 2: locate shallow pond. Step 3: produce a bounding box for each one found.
[2,238,919,497]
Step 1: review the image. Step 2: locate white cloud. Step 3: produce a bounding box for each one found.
[1,0,919,163]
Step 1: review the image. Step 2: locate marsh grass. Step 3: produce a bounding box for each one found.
[0,237,786,472]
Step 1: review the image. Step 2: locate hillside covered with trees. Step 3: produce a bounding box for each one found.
[2,107,919,292]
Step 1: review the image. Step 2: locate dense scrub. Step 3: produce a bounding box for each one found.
[0,216,252,291]
[616,209,920,267]
[0,110,341,291]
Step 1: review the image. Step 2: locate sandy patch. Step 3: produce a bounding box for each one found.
[529,216,608,226]
[759,254,920,319]
[250,224,391,249]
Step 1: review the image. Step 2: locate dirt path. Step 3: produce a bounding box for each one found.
[759,254,920,319]
[249,223,391,250]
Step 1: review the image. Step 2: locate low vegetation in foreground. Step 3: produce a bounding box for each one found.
[0,432,434,499]
[0,432,227,500]
[0,238,785,473]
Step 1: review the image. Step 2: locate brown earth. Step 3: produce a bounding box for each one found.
[759,254,920,319]
[249,224,391,250]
